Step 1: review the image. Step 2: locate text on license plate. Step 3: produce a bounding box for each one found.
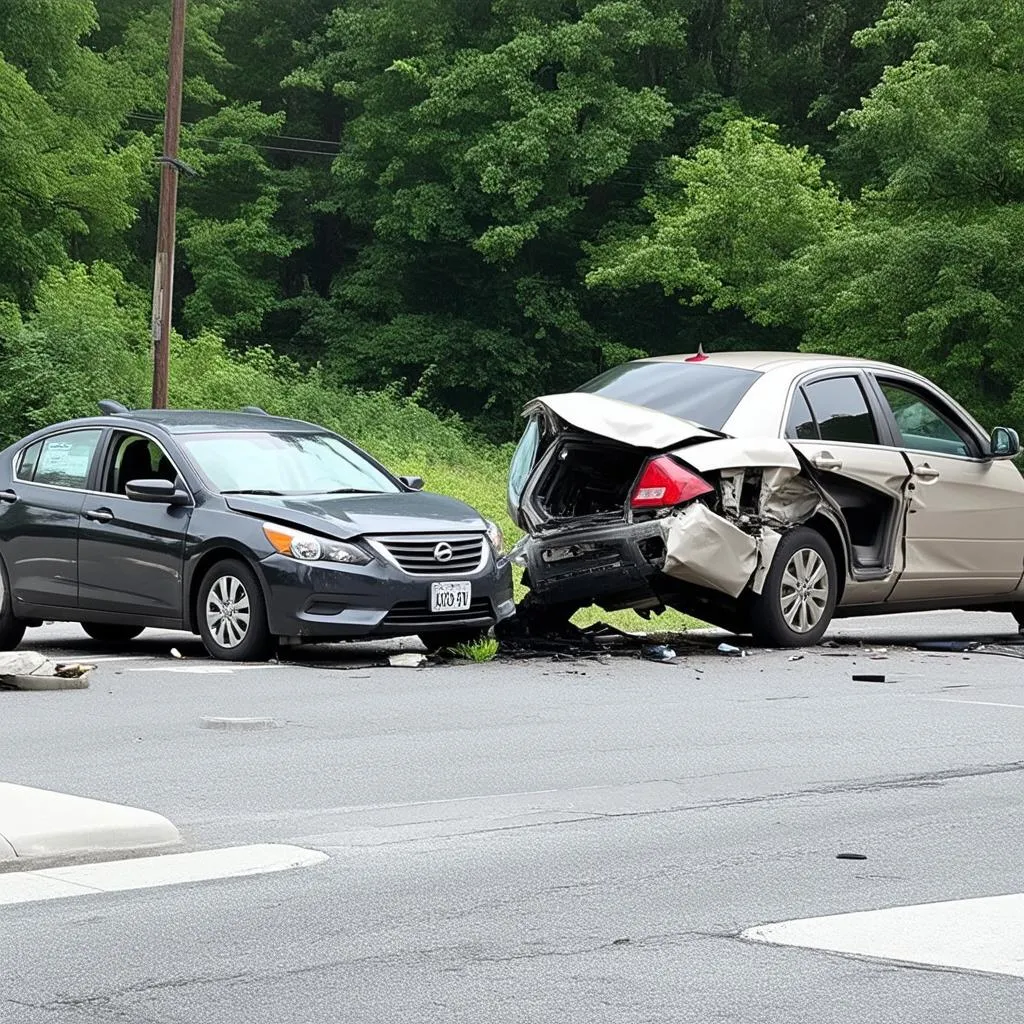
[431,581,471,613]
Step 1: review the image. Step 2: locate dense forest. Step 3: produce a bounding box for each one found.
[1,0,1021,447]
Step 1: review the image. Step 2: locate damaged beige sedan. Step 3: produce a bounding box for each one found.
[508,352,1024,646]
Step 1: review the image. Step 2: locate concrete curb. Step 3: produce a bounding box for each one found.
[0,783,181,862]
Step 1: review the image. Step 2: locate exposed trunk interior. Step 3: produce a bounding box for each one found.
[532,438,648,523]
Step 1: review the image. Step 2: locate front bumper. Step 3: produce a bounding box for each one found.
[521,519,666,609]
[259,551,515,641]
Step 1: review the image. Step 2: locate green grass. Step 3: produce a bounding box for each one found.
[448,636,501,662]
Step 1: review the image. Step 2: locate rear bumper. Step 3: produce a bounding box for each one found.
[259,551,515,640]
[520,520,666,608]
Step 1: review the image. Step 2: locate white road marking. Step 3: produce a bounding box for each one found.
[744,892,1024,977]
[0,844,327,906]
[925,698,1024,711]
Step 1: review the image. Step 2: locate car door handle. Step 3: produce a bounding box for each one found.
[83,508,114,524]
[913,464,940,482]
[811,452,843,472]
[0,490,16,505]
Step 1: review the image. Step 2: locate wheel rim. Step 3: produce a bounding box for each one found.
[779,548,829,634]
[205,575,251,649]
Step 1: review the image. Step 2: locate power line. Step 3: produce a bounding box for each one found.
[127,111,342,150]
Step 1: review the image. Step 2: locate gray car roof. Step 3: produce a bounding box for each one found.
[100,410,322,435]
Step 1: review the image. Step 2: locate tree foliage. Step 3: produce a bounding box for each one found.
[7,0,1024,440]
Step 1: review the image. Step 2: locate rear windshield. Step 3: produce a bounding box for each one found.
[577,362,762,430]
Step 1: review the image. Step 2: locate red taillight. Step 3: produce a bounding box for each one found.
[630,456,714,509]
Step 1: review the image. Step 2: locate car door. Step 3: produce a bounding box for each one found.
[76,431,191,620]
[870,375,1024,600]
[785,374,912,583]
[0,428,104,610]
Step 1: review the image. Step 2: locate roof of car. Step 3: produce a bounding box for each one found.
[99,409,321,435]
[650,351,891,373]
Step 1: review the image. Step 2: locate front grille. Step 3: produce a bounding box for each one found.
[384,598,494,627]
[374,534,486,576]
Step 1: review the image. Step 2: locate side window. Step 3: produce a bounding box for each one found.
[878,382,971,458]
[16,441,42,481]
[804,377,879,446]
[785,389,819,440]
[103,434,179,495]
[31,430,103,489]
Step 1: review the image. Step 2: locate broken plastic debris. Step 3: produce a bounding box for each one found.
[836,853,868,861]
[389,653,428,668]
[788,654,805,662]
[170,647,183,659]
[717,642,744,657]
[0,652,93,691]
[642,645,676,662]
[852,674,887,683]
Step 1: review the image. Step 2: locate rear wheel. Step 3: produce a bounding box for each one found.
[197,559,274,662]
[419,629,489,653]
[81,623,144,644]
[750,527,837,648]
[0,558,26,652]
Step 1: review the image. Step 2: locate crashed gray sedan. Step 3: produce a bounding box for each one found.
[508,351,1024,646]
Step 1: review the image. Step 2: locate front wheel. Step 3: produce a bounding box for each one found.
[82,623,144,644]
[0,558,25,651]
[750,527,837,648]
[197,559,274,662]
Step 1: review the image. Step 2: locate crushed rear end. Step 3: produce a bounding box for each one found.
[509,393,826,630]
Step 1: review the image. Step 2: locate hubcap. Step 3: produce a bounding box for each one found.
[779,548,829,634]
[205,575,251,649]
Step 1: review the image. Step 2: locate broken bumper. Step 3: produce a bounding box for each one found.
[520,520,667,608]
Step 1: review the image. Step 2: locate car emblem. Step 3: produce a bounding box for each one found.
[433,542,454,563]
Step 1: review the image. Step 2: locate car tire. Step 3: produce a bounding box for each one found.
[419,629,489,653]
[0,557,26,652]
[749,526,837,648]
[197,559,275,662]
[81,623,145,644]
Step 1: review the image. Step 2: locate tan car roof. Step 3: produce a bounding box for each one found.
[651,351,894,374]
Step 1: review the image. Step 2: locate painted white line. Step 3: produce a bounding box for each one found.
[0,783,179,861]
[745,892,1024,977]
[0,844,328,906]
[926,698,1024,711]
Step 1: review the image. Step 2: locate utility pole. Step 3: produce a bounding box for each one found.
[150,0,188,409]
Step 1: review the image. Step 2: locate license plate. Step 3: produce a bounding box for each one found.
[431,581,471,613]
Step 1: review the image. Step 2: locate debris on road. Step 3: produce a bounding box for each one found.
[199,716,278,731]
[0,652,93,691]
[389,653,428,668]
[643,645,677,662]
[788,654,805,662]
[836,852,868,861]
[170,647,184,659]
[852,674,887,683]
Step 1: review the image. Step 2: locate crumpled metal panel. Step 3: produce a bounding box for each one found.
[525,394,719,450]
[759,468,822,526]
[681,437,800,473]
[661,504,758,598]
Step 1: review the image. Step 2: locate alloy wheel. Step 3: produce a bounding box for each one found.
[779,548,829,634]
[205,574,251,649]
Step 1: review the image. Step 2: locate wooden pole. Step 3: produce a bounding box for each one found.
[150,0,187,409]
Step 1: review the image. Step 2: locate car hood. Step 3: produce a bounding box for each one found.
[526,393,722,449]
[224,491,487,541]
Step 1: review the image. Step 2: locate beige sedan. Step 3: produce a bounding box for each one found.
[508,351,1024,646]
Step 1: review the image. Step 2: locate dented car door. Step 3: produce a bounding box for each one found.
[785,374,911,584]
[871,376,1024,599]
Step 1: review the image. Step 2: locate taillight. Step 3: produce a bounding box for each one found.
[630,456,714,509]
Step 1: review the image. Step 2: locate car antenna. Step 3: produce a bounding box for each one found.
[240,406,268,415]
[98,400,129,415]
[685,344,709,363]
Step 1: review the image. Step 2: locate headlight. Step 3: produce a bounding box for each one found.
[485,519,504,555]
[263,523,371,565]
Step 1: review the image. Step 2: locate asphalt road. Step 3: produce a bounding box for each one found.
[4,610,1024,1023]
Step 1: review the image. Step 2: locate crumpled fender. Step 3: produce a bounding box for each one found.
[525,393,721,450]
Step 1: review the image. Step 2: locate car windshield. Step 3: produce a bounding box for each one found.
[179,432,400,495]
[577,362,762,430]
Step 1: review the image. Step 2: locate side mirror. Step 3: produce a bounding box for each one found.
[990,427,1021,460]
[125,478,190,506]
[400,475,425,491]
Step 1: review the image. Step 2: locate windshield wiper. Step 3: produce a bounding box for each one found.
[318,488,378,494]
[221,489,287,496]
